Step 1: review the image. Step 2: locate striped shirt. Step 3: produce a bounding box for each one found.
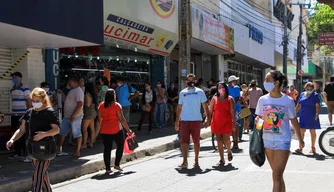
[10,83,30,112]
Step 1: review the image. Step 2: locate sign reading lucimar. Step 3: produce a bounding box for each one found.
[103,0,178,56]
[191,6,234,53]
[248,24,263,44]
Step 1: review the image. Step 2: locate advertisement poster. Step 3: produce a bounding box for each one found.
[104,0,178,56]
[191,5,234,53]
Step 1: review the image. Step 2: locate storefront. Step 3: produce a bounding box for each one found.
[169,4,234,86]
[0,1,104,149]
[53,0,178,126]
[224,0,275,86]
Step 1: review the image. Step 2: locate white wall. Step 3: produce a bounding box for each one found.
[12,48,45,90]
[231,0,275,66]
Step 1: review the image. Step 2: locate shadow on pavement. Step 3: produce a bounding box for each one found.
[211,163,238,172]
[200,146,216,152]
[231,148,244,153]
[91,171,136,180]
[174,166,211,177]
[292,152,326,161]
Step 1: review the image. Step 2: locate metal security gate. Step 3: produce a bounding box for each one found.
[0,47,12,126]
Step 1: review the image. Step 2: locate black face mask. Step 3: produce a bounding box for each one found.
[187,81,195,87]
[251,83,256,87]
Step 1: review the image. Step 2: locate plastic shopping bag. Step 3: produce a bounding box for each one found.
[124,133,139,154]
[249,127,266,167]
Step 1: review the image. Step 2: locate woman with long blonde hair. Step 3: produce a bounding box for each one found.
[6,88,60,192]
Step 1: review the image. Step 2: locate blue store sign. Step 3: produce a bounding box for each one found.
[45,49,60,91]
[249,24,263,44]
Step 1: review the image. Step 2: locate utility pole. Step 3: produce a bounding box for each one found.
[178,0,191,90]
[296,4,303,92]
[282,0,289,76]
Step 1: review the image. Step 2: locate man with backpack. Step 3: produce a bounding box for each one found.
[116,77,140,124]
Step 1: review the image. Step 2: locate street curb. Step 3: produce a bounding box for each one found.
[0,130,212,192]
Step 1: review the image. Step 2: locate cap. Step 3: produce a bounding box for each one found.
[10,72,22,78]
[228,75,239,83]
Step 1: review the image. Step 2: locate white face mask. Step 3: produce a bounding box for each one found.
[157,84,162,87]
[32,102,43,109]
[43,88,50,92]
[263,82,275,93]
[117,83,122,87]
[231,83,235,87]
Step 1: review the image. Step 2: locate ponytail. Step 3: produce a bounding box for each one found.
[104,89,116,108]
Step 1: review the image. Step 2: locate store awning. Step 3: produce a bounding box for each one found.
[317,0,334,9]
[229,52,274,69]
[0,22,99,48]
[191,38,231,55]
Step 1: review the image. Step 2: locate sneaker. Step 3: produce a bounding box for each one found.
[8,154,23,160]
[22,157,32,163]
[57,152,69,156]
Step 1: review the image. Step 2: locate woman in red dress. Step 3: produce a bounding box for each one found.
[209,82,235,165]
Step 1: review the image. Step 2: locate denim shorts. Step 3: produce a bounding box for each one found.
[59,116,83,138]
[263,139,291,151]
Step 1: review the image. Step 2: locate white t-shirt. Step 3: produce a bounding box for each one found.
[64,87,84,118]
[255,94,296,142]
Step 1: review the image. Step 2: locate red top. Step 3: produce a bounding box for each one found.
[211,96,233,134]
[98,102,122,134]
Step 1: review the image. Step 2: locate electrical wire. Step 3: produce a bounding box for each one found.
[194,0,298,50]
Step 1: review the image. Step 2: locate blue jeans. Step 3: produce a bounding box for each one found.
[154,103,166,126]
[249,108,256,130]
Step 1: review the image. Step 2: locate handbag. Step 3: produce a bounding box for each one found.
[249,127,266,167]
[125,133,139,151]
[142,104,151,112]
[26,109,57,161]
[240,107,251,119]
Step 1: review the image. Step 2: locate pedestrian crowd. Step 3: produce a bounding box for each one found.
[3,70,331,192]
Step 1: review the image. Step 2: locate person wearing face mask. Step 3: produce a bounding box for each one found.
[294,82,321,154]
[154,80,167,128]
[6,88,60,191]
[240,84,250,135]
[208,82,235,165]
[227,75,241,149]
[41,81,57,108]
[247,80,263,131]
[116,77,140,124]
[137,82,156,134]
[255,70,304,192]
[9,71,32,162]
[175,74,210,168]
[167,82,179,125]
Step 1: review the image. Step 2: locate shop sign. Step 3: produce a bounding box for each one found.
[104,13,178,56]
[45,49,59,91]
[318,32,334,45]
[248,24,263,44]
[191,5,234,53]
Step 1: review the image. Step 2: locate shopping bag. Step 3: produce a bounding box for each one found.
[240,107,252,119]
[249,127,266,167]
[124,133,139,154]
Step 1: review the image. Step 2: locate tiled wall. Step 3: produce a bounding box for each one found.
[12,48,45,90]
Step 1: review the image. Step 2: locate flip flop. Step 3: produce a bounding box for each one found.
[178,163,188,168]
[114,166,123,171]
[216,160,225,166]
[295,148,303,154]
[228,153,233,161]
[193,162,200,167]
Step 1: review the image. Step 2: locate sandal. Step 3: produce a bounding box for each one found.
[232,145,239,150]
[178,163,188,168]
[114,166,123,171]
[216,160,225,166]
[228,153,233,161]
[295,148,303,154]
[193,162,200,167]
[309,147,316,153]
[105,170,113,174]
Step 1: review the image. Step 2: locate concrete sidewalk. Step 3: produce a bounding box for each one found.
[0,125,212,192]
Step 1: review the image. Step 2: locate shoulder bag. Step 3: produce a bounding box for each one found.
[26,109,57,161]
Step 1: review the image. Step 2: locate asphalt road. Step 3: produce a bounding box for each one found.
[52,118,334,192]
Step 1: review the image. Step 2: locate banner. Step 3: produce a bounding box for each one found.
[191,6,234,52]
[45,49,60,91]
[104,0,178,56]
